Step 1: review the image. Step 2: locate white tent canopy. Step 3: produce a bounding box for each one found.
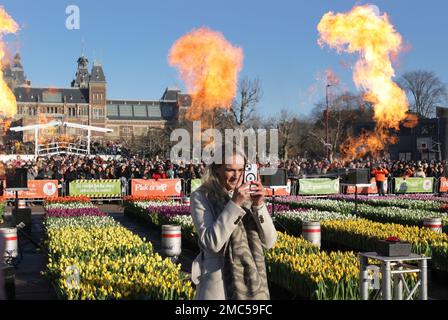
[9,121,113,156]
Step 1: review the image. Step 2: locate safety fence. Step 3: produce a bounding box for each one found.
[37,141,88,156]
[2,176,448,203]
[298,177,443,196]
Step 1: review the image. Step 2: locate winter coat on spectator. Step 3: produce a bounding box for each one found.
[52,171,64,183]
[414,169,426,178]
[152,172,167,180]
[167,169,175,179]
[27,168,37,180]
[371,168,389,182]
[65,169,78,182]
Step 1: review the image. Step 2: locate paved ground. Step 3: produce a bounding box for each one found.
[3,208,56,300]
[2,204,447,300]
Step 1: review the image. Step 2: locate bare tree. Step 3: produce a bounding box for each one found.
[399,70,448,118]
[231,77,262,127]
[136,128,171,158]
[275,109,297,160]
[309,92,372,160]
[214,108,237,130]
[214,77,262,133]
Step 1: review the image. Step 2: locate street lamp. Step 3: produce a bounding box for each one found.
[325,84,332,159]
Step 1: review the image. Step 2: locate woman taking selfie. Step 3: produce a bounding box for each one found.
[190,148,277,300]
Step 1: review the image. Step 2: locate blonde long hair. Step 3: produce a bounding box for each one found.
[198,146,247,211]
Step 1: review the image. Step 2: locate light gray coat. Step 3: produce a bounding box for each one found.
[190,190,277,300]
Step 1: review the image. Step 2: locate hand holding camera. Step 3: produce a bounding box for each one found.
[244,163,265,205]
[232,173,251,207]
[232,164,265,207]
[244,164,258,192]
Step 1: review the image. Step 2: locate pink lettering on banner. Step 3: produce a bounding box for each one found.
[131,179,182,197]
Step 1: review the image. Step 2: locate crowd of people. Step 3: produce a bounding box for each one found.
[283,158,447,179]
[0,154,206,185]
[1,140,448,200]
[0,140,33,155]
[1,153,447,185]
[2,138,446,181]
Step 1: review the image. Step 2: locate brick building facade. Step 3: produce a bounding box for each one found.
[3,53,191,142]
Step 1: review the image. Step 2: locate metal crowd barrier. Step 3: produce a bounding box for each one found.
[37,142,88,156]
[289,178,299,196]
[4,177,448,206]
[182,178,191,197]
[434,178,440,195]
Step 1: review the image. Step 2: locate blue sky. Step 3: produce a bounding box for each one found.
[1,0,447,118]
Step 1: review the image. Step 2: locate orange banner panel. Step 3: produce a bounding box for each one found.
[346,178,385,195]
[439,177,448,193]
[264,187,290,196]
[4,180,59,199]
[131,179,183,197]
[264,181,291,196]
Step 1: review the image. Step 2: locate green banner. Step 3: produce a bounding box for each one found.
[69,180,121,197]
[298,178,340,195]
[394,177,434,194]
[190,179,202,193]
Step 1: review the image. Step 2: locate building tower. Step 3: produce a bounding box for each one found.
[88,60,107,128]
[71,55,90,88]
[3,53,29,89]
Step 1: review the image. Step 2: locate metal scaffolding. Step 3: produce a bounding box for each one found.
[9,121,113,157]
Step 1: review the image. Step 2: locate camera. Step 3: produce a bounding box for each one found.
[244,164,258,192]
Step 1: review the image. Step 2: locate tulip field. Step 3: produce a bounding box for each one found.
[123,195,448,300]
[275,197,448,232]
[12,194,443,300]
[42,197,194,300]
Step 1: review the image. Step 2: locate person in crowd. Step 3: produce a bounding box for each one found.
[105,167,115,179]
[176,166,185,179]
[142,167,151,180]
[190,147,277,300]
[166,164,175,179]
[52,166,65,196]
[403,165,415,178]
[437,165,446,178]
[371,165,389,196]
[151,165,167,180]
[187,164,198,180]
[198,163,206,178]
[27,165,38,180]
[95,166,105,180]
[12,156,24,168]
[414,166,426,178]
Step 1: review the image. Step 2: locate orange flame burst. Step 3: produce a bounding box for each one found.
[402,113,419,129]
[168,27,243,128]
[0,6,19,119]
[318,5,410,160]
[2,117,11,134]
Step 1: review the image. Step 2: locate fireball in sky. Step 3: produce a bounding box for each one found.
[0,6,19,119]
[318,5,410,160]
[169,27,243,128]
